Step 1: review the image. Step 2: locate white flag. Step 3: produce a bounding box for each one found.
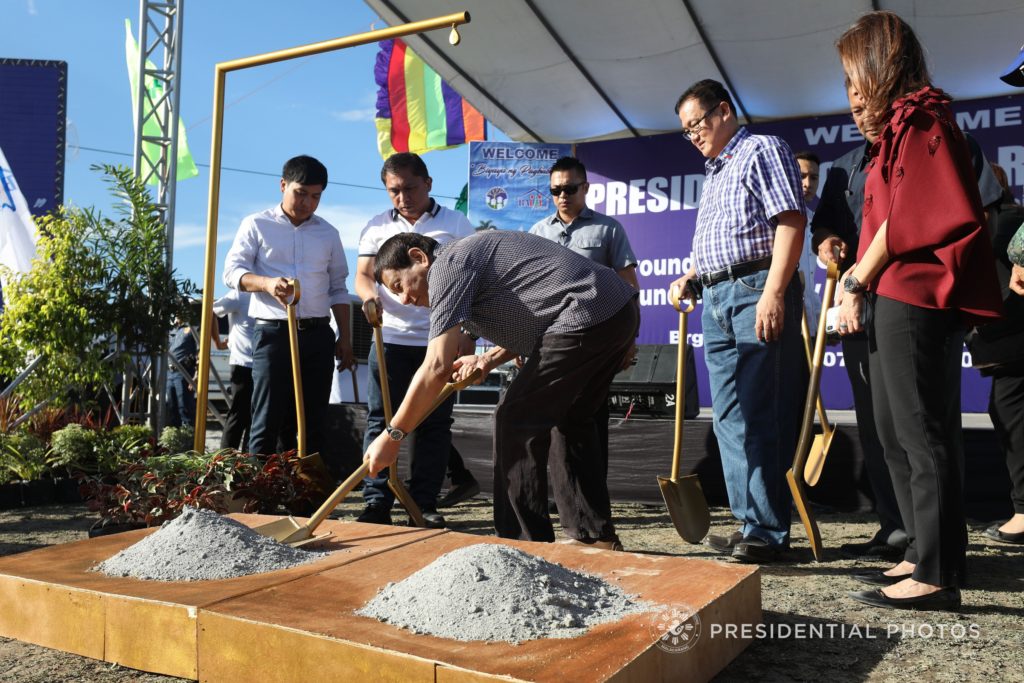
[0,145,39,279]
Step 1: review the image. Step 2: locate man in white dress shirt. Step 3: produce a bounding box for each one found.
[212,288,254,451]
[223,155,354,457]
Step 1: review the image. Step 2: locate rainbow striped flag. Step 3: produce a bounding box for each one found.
[374,38,486,159]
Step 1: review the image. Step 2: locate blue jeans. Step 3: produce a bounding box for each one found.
[702,270,803,546]
[362,342,454,510]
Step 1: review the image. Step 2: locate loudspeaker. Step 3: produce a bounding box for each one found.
[609,344,699,418]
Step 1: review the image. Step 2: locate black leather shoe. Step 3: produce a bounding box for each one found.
[437,477,481,508]
[848,587,961,611]
[839,538,907,560]
[419,508,446,529]
[704,531,744,555]
[356,504,392,525]
[852,571,913,587]
[732,538,787,564]
[984,523,1024,545]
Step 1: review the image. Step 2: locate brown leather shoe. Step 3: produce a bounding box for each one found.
[704,531,744,555]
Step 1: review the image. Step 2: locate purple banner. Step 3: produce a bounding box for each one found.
[577,93,1024,412]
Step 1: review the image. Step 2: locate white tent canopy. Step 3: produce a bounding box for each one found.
[366,0,1024,142]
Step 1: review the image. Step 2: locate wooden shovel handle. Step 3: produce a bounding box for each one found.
[301,369,483,536]
[286,279,306,458]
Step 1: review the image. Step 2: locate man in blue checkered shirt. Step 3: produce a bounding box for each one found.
[669,79,806,564]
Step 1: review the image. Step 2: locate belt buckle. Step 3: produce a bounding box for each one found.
[297,318,309,331]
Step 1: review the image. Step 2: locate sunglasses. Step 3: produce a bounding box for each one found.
[549,183,583,196]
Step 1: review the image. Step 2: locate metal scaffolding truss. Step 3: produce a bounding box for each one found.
[131,0,184,263]
[127,0,185,428]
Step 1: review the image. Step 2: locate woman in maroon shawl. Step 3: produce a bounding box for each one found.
[834,11,1003,611]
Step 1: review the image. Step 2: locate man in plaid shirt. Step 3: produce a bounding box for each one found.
[670,79,806,564]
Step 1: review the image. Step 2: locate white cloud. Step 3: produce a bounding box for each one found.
[173,221,235,249]
[331,108,376,123]
[315,203,380,248]
[26,0,37,15]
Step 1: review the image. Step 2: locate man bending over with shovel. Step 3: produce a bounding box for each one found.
[363,230,639,549]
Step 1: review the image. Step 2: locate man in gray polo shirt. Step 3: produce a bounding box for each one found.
[363,230,639,549]
[530,155,638,522]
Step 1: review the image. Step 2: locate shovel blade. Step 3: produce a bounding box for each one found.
[803,431,835,487]
[657,474,711,544]
[786,469,823,561]
[250,516,311,545]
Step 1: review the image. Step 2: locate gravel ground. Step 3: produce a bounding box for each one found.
[0,499,1021,682]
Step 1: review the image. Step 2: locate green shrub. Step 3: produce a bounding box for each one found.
[159,425,194,454]
[1,431,51,481]
[49,424,98,469]
[93,424,154,474]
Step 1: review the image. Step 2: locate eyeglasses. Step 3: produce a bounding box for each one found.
[681,103,721,141]
[549,183,583,197]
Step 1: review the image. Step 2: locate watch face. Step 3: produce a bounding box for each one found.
[388,428,405,441]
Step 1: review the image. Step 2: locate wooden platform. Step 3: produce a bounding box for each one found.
[0,515,760,682]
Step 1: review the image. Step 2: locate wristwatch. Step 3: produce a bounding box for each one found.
[386,425,407,442]
[843,275,866,294]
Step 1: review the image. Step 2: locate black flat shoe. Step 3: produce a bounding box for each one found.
[848,587,961,612]
[984,523,1024,545]
[852,571,913,587]
[839,538,907,560]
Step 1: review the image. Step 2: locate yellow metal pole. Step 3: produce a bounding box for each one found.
[193,11,472,452]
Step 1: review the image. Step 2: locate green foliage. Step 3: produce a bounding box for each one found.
[93,424,155,474]
[0,431,52,481]
[0,164,197,410]
[48,424,99,469]
[158,425,194,454]
[80,449,321,527]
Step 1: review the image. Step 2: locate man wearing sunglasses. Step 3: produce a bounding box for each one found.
[669,79,806,564]
[529,156,639,510]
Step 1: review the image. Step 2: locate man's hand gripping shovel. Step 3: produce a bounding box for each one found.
[658,286,711,544]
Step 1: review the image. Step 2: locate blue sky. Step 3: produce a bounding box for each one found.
[1,0,495,296]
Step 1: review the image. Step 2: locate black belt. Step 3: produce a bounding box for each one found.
[699,256,772,288]
[256,317,330,331]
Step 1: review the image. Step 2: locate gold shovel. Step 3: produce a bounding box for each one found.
[658,288,711,544]
[800,307,835,487]
[251,369,482,546]
[786,257,841,561]
[364,300,426,527]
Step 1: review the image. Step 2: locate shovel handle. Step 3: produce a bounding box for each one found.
[300,369,483,535]
[671,303,692,481]
[367,300,394,425]
[286,279,306,458]
[669,286,696,314]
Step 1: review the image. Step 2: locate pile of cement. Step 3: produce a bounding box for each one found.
[94,507,328,581]
[358,543,650,644]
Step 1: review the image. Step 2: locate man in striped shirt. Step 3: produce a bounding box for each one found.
[363,230,639,549]
[670,79,806,564]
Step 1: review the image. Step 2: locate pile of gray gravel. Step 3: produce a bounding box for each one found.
[358,543,651,644]
[94,507,328,581]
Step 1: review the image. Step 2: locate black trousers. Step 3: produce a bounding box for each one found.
[493,300,639,542]
[249,324,334,457]
[842,335,905,539]
[989,371,1024,514]
[220,365,253,452]
[869,296,966,587]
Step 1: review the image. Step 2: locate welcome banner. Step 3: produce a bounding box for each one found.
[468,141,572,232]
